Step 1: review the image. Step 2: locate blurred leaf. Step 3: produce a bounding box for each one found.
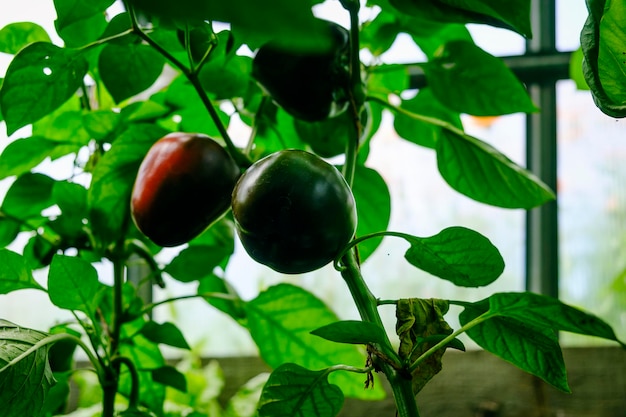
[48,254,107,317]
[2,173,55,219]
[0,22,51,54]
[402,226,504,287]
[198,273,247,324]
[246,284,385,400]
[569,47,589,91]
[394,88,462,149]
[258,363,344,417]
[164,244,232,283]
[0,320,55,417]
[366,64,409,99]
[141,321,191,350]
[151,365,188,392]
[199,54,252,100]
[0,42,89,135]
[581,0,626,117]
[352,165,390,262]
[87,124,168,246]
[0,249,43,294]
[99,43,166,103]
[436,129,555,208]
[82,110,123,140]
[424,40,537,116]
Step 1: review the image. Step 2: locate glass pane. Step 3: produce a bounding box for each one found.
[557,80,626,345]
[556,0,588,52]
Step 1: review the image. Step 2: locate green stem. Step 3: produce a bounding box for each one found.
[409,312,493,373]
[112,356,141,409]
[334,230,417,271]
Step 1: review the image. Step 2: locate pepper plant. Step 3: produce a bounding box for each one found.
[0,1,624,417]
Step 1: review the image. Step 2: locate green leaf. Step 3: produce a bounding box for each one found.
[82,110,123,140]
[311,320,387,345]
[258,363,344,417]
[365,64,410,99]
[199,54,252,100]
[395,298,454,393]
[141,321,191,350]
[387,0,532,38]
[0,22,51,54]
[2,172,56,219]
[0,218,20,248]
[245,284,385,400]
[436,129,555,208]
[0,320,56,417]
[394,88,462,149]
[87,124,169,246]
[53,0,115,32]
[198,273,247,324]
[98,43,166,103]
[569,47,589,91]
[0,42,89,135]
[151,365,188,392]
[48,254,107,316]
[0,136,83,180]
[164,244,233,283]
[424,40,537,116]
[402,226,504,287]
[0,249,43,294]
[459,299,570,392]
[32,104,91,144]
[581,0,626,117]
[129,0,333,51]
[352,165,391,262]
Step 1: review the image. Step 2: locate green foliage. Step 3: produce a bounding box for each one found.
[0,1,622,417]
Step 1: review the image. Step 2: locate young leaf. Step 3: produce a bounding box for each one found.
[0,320,56,417]
[0,22,51,54]
[141,321,191,350]
[0,42,89,135]
[98,43,166,103]
[352,165,391,262]
[246,284,385,400]
[424,40,537,116]
[311,320,388,345]
[258,363,344,417]
[396,298,454,393]
[48,254,108,316]
[198,273,247,324]
[581,0,626,117]
[0,248,43,294]
[87,124,169,246]
[402,226,504,287]
[436,129,555,208]
[151,365,188,392]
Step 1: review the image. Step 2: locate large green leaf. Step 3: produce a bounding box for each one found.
[401,226,504,287]
[245,284,385,400]
[0,42,88,135]
[424,40,537,116]
[436,129,555,208]
[87,124,169,246]
[47,254,107,317]
[98,43,166,103]
[352,165,391,262]
[54,0,110,48]
[0,320,56,417]
[581,0,626,117]
[0,249,43,294]
[258,363,344,417]
[0,22,51,54]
